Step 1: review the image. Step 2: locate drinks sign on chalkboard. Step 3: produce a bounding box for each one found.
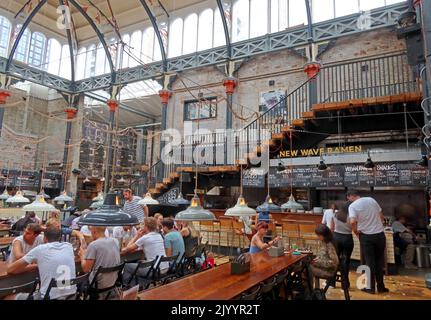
[263,162,427,188]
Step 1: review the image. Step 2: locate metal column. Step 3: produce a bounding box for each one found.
[61,108,77,192]
[104,103,117,194]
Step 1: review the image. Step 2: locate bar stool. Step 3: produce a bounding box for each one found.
[219,217,234,257]
[281,222,300,248]
[298,224,318,250]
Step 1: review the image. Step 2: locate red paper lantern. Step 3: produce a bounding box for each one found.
[0,90,11,104]
[64,108,78,120]
[304,62,321,79]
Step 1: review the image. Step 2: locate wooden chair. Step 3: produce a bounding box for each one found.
[232,219,248,252]
[199,220,218,252]
[281,222,300,248]
[298,224,318,249]
[219,217,234,257]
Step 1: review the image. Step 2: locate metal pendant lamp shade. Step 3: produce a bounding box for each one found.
[256,194,281,212]
[90,200,104,209]
[92,191,104,202]
[317,156,328,171]
[170,192,190,205]
[364,151,375,169]
[138,192,159,205]
[54,191,73,203]
[22,195,55,212]
[79,193,139,227]
[38,189,51,199]
[6,190,30,204]
[225,195,257,217]
[0,189,10,200]
[281,194,304,212]
[175,195,216,221]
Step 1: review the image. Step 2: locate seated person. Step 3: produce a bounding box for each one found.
[249,222,280,254]
[154,213,164,234]
[308,224,339,288]
[162,218,185,261]
[392,216,418,269]
[61,207,80,227]
[8,223,44,263]
[45,218,86,249]
[113,225,137,248]
[177,220,200,257]
[79,226,121,298]
[7,226,77,300]
[121,217,168,285]
[11,212,40,234]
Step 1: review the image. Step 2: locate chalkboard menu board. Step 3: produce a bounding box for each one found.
[243,169,266,187]
[0,170,61,189]
[263,162,427,188]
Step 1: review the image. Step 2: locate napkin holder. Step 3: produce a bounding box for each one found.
[268,246,284,257]
[230,261,250,275]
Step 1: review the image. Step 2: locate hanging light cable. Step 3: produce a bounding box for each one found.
[7,156,30,205]
[170,158,190,205]
[175,93,215,221]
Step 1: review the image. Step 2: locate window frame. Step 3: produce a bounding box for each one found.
[184,96,218,121]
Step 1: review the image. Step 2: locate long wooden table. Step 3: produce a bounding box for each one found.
[0,249,144,288]
[138,251,308,300]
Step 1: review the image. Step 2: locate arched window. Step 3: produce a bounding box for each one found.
[168,18,183,58]
[213,8,226,47]
[142,27,155,63]
[289,0,308,27]
[59,44,71,80]
[13,25,30,63]
[95,43,106,75]
[360,0,385,11]
[198,9,213,51]
[75,47,87,80]
[129,30,142,67]
[28,32,47,68]
[120,34,130,69]
[232,0,250,42]
[335,0,359,17]
[250,0,268,38]
[271,0,288,32]
[45,38,62,75]
[183,14,198,54]
[312,0,335,23]
[85,44,96,77]
[0,16,11,57]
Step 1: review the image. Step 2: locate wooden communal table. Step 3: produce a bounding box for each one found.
[138,251,308,300]
[0,249,144,289]
[0,237,14,246]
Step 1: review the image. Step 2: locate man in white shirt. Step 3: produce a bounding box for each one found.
[123,189,146,223]
[121,217,167,286]
[7,226,77,300]
[8,223,44,263]
[322,204,337,231]
[347,189,388,294]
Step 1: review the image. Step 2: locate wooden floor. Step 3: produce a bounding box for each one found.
[214,256,431,300]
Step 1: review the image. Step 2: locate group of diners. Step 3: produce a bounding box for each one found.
[3,211,203,300]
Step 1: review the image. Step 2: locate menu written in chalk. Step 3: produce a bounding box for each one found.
[243,168,266,188]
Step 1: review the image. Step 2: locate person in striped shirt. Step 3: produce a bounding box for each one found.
[122,189,146,223]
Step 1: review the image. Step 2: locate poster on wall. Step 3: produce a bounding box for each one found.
[259,90,286,113]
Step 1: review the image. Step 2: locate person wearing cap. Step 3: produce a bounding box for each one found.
[249,222,280,254]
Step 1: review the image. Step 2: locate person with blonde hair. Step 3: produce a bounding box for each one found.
[176,220,200,257]
[121,217,167,285]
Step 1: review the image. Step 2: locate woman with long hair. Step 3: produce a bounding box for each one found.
[309,224,339,288]
[177,220,200,257]
[331,201,353,288]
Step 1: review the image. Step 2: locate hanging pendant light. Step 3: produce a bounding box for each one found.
[138,192,159,205]
[317,155,328,171]
[83,177,90,183]
[257,194,281,212]
[174,96,215,222]
[417,154,428,167]
[277,161,285,172]
[54,191,73,204]
[22,195,55,212]
[79,192,139,226]
[38,188,50,199]
[226,195,256,217]
[364,151,376,169]
[170,192,190,205]
[281,194,304,212]
[6,190,30,204]
[117,176,126,184]
[175,194,216,221]
[0,189,10,200]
